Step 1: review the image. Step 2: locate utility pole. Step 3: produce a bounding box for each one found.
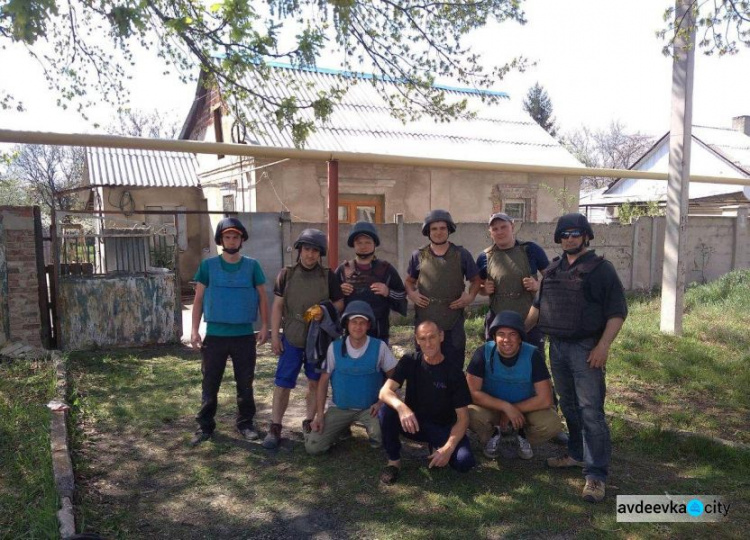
[660,0,695,335]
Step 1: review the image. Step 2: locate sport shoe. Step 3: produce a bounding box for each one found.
[517,435,533,460]
[238,426,259,441]
[582,478,606,503]
[380,465,400,485]
[190,431,212,447]
[483,428,503,459]
[262,423,282,449]
[546,454,585,468]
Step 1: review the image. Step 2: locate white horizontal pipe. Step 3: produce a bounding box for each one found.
[1,128,749,186]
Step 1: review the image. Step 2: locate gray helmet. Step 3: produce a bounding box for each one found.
[294,228,328,256]
[421,209,456,236]
[341,300,376,327]
[488,310,527,342]
[554,213,594,244]
[214,217,248,245]
[347,221,380,247]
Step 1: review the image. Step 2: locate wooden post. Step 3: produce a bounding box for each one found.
[327,160,339,268]
[660,0,695,335]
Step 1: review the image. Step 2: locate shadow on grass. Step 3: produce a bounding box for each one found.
[69,347,749,539]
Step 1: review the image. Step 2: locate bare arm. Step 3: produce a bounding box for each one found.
[525,306,540,333]
[428,406,469,468]
[311,372,331,432]
[256,285,269,346]
[588,317,625,369]
[190,283,206,349]
[513,379,554,413]
[379,378,420,434]
[405,275,429,308]
[271,294,284,355]
[466,373,525,429]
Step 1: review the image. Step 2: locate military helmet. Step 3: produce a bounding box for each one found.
[421,209,457,236]
[554,213,595,244]
[347,221,380,247]
[488,310,527,342]
[214,217,248,245]
[294,228,328,256]
[340,300,376,327]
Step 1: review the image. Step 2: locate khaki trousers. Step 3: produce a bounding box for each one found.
[305,406,381,454]
[468,404,563,445]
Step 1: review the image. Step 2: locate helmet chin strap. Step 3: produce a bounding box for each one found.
[222,240,242,255]
[355,251,375,260]
[563,245,585,256]
[430,235,448,245]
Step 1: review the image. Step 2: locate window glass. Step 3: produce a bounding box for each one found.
[504,201,525,221]
[356,206,376,222]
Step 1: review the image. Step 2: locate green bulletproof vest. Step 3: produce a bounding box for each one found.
[416,244,465,331]
[282,263,329,348]
[485,244,534,317]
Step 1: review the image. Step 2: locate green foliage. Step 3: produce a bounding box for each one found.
[523,82,557,137]
[0,0,530,146]
[539,182,577,213]
[0,359,60,539]
[617,200,663,224]
[659,1,750,57]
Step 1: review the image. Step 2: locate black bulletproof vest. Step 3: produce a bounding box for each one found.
[537,255,606,339]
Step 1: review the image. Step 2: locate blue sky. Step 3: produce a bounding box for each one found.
[1,0,748,138]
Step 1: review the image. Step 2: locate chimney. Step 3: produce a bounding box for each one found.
[732,115,750,136]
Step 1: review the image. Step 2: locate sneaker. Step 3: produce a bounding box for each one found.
[546,454,585,468]
[238,426,259,441]
[380,465,400,485]
[552,431,570,445]
[190,431,212,447]
[516,435,533,460]
[483,428,503,459]
[302,418,313,434]
[582,478,606,503]
[262,423,282,449]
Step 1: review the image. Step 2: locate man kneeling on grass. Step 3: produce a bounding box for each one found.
[377,320,476,484]
[467,311,562,461]
[306,301,397,454]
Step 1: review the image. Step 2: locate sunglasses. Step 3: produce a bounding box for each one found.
[559,230,584,239]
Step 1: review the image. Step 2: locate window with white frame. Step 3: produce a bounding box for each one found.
[503,200,526,221]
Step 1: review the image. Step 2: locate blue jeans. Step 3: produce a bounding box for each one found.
[549,337,611,482]
[379,404,476,473]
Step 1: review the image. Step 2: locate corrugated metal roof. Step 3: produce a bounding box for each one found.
[693,125,750,171]
[85,147,200,188]
[236,64,583,168]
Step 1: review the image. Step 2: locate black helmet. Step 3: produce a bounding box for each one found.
[554,213,594,244]
[294,228,328,256]
[341,300,376,327]
[421,209,457,236]
[214,217,248,245]
[488,310,527,342]
[347,221,380,247]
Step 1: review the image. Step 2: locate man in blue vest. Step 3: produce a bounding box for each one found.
[305,301,398,454]
[190,217,269,446]
[466,311,562,461]
[527,213,627,503]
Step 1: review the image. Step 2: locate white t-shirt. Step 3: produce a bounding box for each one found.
[324,336,398,374]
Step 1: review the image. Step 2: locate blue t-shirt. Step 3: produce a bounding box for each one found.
[194,256,266,337]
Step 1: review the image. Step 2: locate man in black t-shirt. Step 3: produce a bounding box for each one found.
[377,320,476,484]
[466,311,562,461]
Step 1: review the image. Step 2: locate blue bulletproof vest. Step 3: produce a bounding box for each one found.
[203,257,259,325]
[481,341,535,404]
[330,337,383,410]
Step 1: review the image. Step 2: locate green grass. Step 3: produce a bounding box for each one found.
[54,271,750,538]
[0,358,60,540]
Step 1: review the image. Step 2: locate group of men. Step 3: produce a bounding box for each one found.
[189,209,626,503]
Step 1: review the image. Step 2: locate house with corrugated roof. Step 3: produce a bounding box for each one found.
[580,117,750,223]
[81,146,207,281]
[179,63,583,228]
